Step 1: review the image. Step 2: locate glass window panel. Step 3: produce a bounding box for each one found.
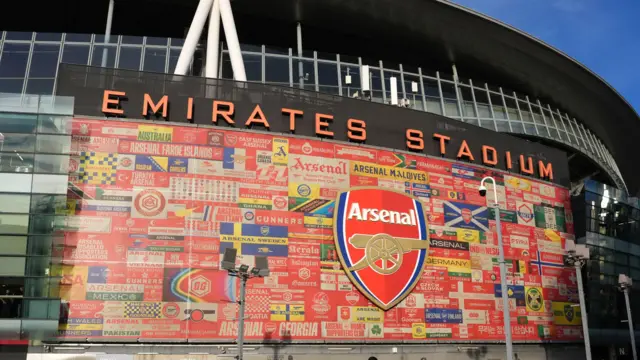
[28,45,60,78]
[25,79,54,95]
[241,54,262,82]
[34,154,70,173]
[265,46,288,55]
[23,299,48,318]
[530,104,544,124]
[117,47,141,71]
[31,174,68,194]
[490,94,507,119]
[61,44,90,65]
[35,33,62,42]
[369,67,383,103]
[292,59,315,91]
[0,113,37,134]
[511,121,524,134]
[27,234,59,256]
[0,214,29,234]
[0,174,32,193]
[30,195,68,215]
[495,120,510,132]
[444,100,460,117]
[0,79,24,94]
[90,46,116,68]
[240,43,261,52]
[94,35,117,44]
[0,257,25,276]
[463,102,476,117]
[265,56,290,85]
[465,118,479,127]
[64,34,91,42]
[440,83,457,100]
[524,123,536,135]
[519,102,533,122]
[317,61,338,95]
[340,64,360,97]
[36,134,71,154]
[38,115,71,135]
[167,48,180,74]
[504,97,520,120]
[145,37,168,46]
[0,43,31,78]
[0,236,27,255]
[221,52,233,80]
[476,103,491,118]
[6,32,32,41]
[480,120,496,131]
[25,256,50,277]
[170,38,185,47]
[0,195,30,213]
[143,48,167,73]
[23,277,56,298]
[424,78,440,97]
[121,36,143,44]
[0,151,34,173]
[0,133,35,152]
[426,97,442,115]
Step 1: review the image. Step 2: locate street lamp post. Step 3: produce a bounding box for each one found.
[221,248,270,360]
[479,176,513,360]
[565,240,592,360]
[619,274,637,360]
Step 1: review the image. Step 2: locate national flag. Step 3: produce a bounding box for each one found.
[534,204,566,232]
[223,148,258,170]
[270,304,305,321]
[443,201,489,231]
[529,250,565,276]
[78,152,117,185]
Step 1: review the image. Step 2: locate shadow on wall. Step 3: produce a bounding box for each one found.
[263,330,293,360]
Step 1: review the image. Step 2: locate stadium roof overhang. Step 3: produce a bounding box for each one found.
[6,0,640,194]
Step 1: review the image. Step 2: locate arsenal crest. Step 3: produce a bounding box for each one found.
[334,188,429,310]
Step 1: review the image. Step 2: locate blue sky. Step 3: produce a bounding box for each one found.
[452,0,640,113]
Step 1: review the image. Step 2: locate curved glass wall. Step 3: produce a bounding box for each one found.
[0,31,626,193]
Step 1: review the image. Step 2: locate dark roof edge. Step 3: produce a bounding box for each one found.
[439,0,640,121]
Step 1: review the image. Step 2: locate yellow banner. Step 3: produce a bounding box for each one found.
[525,286,544,312]
[412,323,427,339]
[552,302,581,325]
[351,161,429,184]
[426,257,471,276]
[272,138,289,166]
[137,125,173,142]
[456,228,480,243]
[289,182,320,198]
[304,215,333,228]
[220,235,287,245]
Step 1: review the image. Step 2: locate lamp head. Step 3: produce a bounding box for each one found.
[478,185,487,197]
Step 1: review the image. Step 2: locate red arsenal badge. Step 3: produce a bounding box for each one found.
[334,188,429,310]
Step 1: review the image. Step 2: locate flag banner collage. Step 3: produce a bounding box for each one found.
[53,118,581,342]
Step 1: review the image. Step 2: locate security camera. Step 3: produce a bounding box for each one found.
[478,185,487,197]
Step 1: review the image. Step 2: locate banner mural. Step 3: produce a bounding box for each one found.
[54,118,580,342]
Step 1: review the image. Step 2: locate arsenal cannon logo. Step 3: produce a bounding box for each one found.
[334,188,429,310]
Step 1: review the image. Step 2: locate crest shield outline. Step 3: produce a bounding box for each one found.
[333,187,430,310]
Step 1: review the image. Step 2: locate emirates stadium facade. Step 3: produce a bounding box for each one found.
[0,1,639,360]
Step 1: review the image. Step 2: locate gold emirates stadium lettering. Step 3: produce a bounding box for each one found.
[101,90,554,180]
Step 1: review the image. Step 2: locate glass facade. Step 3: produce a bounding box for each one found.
[573,180,640,344]
[0,31,625,194]
[0,93,74,339]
